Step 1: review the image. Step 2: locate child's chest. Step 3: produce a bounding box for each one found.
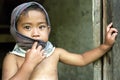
[16,53,59,70]
[16,54,59,80]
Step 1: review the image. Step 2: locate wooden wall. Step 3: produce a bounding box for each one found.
[111,0,120,80]
[103,0,120,80]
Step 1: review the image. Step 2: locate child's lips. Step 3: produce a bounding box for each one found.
[32,37,41,40]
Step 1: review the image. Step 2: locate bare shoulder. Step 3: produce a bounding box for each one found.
[53,47,72,60]
[3,53,16,61]
[3,53,17,67]
[54,47,65,52]
[54,47,69,55]
[2,53,18,80]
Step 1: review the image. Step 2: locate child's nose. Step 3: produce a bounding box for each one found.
[32,28,40,38]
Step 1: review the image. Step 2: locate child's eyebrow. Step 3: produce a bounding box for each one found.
[38,22,47,24]
[21,22,32,25]
[21,22,47,25]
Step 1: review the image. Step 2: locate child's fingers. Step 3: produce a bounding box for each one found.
[112,32,118,39]
[40,49,45,56]
[31,42,38,49]
[108,28,118,34]
[26,49,30,53]
[37,45,43,51]
[107,28,118,40]
[107,22,113,32]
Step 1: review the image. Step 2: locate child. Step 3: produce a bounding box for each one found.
[2,1,118,80]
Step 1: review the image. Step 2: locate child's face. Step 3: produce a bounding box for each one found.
[17,10,50,42]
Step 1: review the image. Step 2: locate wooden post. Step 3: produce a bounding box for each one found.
[103,0,113,80]
[111,0,120,80]
[103,0,120,79]
[92,0,102,80]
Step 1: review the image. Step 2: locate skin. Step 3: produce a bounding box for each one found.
[2,10,118,80]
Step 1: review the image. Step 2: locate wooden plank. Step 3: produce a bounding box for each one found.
[111,0,120,80]
[103,0,113,80]
[92,0,102,80]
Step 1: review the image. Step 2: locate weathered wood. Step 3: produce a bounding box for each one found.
[92,0,102,80]
[103,0,113,80]
[111,0,120,80]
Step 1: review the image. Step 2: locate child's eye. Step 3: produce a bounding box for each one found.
[39,25,47,30]
[23,26,31,30]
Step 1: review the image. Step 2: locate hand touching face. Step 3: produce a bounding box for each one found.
[25,42,46,67]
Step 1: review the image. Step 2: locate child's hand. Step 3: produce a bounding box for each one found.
[25,42,46,67]
[104,22,118,47]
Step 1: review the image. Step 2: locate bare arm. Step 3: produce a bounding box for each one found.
[2,42,45,80]
[59,23,118,66]
[2,54,34,80]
